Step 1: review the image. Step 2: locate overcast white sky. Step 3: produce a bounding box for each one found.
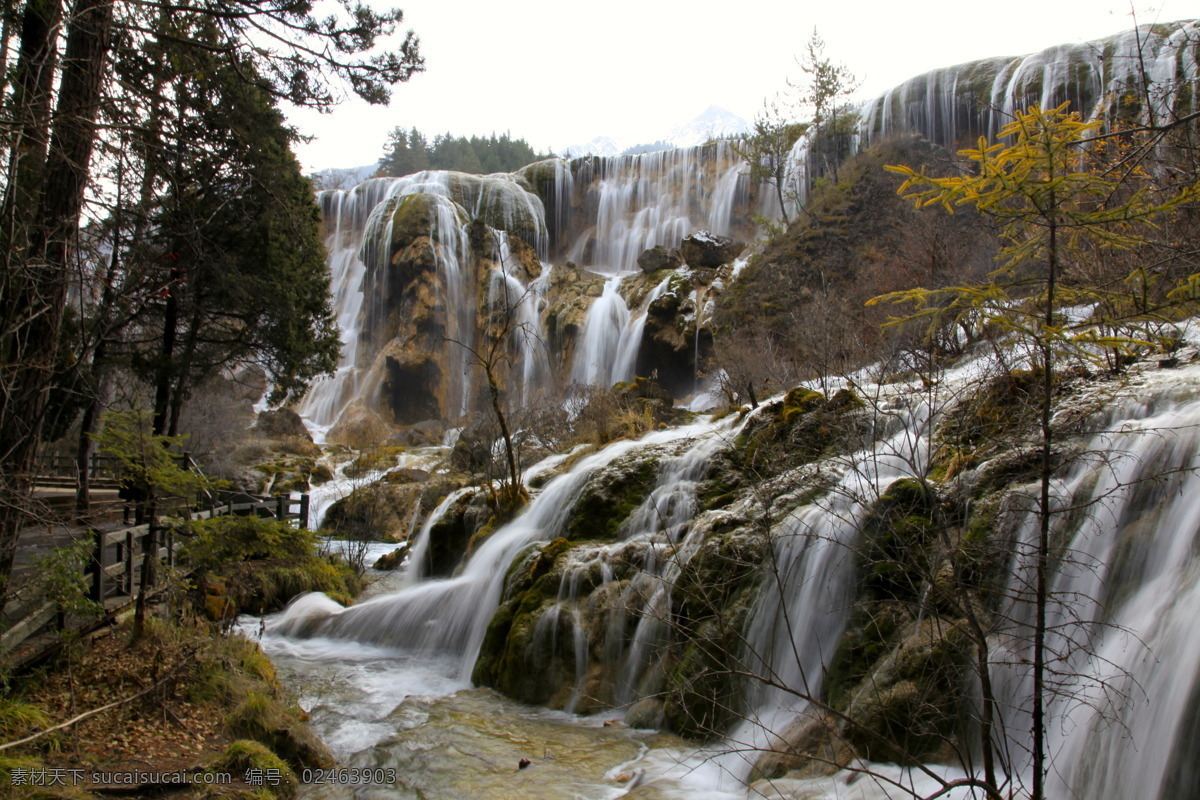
[287,0,1196,172]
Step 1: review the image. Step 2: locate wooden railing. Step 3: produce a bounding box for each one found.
[38,452,124,481]
[0,491,309,667]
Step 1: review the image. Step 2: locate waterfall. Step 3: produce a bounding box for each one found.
[297,143,755,433]
[858,21,1200,152]
[569,276,633,386]
[715,388,934,782]
[486,231,551,405]
[982,380,1200,800]
[570,274,676,389]
[560,142,747,273]
[272,422,719,679]
[296,182,397,437]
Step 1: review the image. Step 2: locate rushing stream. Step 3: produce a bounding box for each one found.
[243,562,740,800]
[252,354,1200,800]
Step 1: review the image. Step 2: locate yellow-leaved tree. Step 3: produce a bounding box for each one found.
[870,102,1198,800]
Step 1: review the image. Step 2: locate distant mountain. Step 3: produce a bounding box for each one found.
[562,136,623,158]
[663,106,749,148]
[560,107,750,158]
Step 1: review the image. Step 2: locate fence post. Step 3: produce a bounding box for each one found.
[90,528,105,603]
[276,495,286,521]
[125,529,136,594]
[299,494,310,529]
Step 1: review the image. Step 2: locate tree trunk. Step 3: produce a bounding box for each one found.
[130,498,158,643]
[1031,189,1059,800]
[152,263,182,437]
[75,366,114,518]
[0,0,63,259]
[0,0,114,609]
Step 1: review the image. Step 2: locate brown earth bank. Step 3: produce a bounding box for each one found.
[2,612,330,800]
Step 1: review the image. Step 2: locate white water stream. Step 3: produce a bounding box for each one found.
[257,354,1200,799]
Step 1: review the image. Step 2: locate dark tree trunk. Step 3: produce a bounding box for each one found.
[0,0,114,609]
[152,263,182,437]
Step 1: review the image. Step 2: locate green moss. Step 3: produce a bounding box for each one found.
[662,611,751,740]
[563,454,660,542]
[672,530,766,624]
[858,478,940,604]
[783,387,825,414]
[181,516,361,617]
[226,692,333,772]
[842,619,972,764]
[345,445,406,478]
[730,387,865,481]
[472,539,576,704]
[932,369,1044,476]
[661,528,767,740]
[823,601,909,711]
[214,741,298,799]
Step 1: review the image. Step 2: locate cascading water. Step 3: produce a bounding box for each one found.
[272,422,721,679]
[486,231,552,405]
[570,273,679,389]
[298,143,754,434]
[561,143,748,274]
[979,376,1200,800]
[717,390,934,783]
[296,182,399,437]
[770,21,1200,223]
[857,21,1200,152]
[270,345,1200,799]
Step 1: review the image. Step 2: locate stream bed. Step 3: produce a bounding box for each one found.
[241,559,743,800]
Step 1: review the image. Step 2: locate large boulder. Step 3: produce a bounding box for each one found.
[637,245,684,273]
[255,409,310,441]
[680,231,745,268]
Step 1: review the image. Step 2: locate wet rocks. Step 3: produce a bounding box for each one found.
[637,245,684,273]
[680,231,745,268]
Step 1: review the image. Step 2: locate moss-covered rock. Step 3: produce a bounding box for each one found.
[662,612,750,740]
[841,617,972,764]
[423,489,491,576]
[661,525,767,740]
[472,538,576,704]
[930,369,1045,480]
[373,544,409,570]
[859,477,939,604]
[749,710,846,781]
[226,691,334,772]
[730,387,866,480]
[181,516,362,618]
[563,452,660,542]
[213,740,298,799]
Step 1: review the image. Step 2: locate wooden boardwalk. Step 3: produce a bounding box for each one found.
[0,489,310,669]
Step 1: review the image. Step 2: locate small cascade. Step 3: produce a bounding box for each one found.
[400,486,478,586]
[486,232,551,404]
[271,423,716,679]
[570,276,633,386]
[560,143,748,273]
[570,274,674,389]
[718,390,933,781]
